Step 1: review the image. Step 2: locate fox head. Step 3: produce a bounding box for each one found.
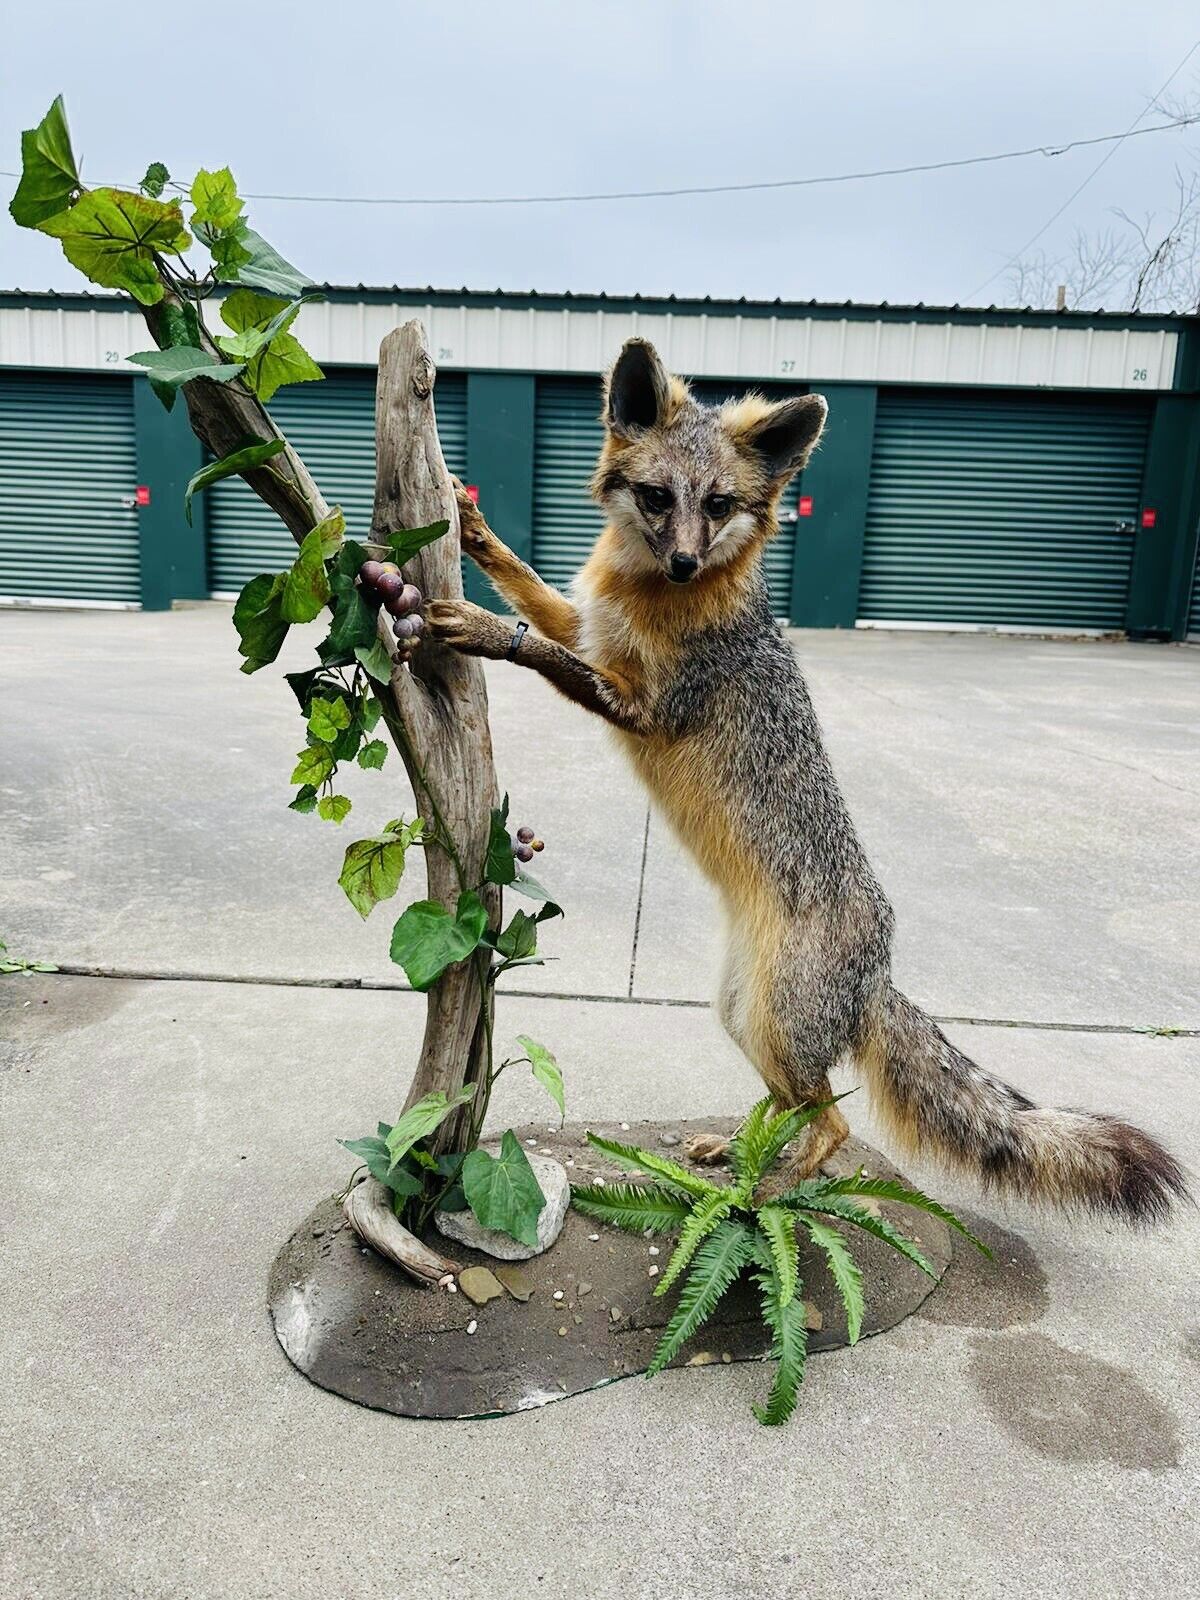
[591,338,827,585]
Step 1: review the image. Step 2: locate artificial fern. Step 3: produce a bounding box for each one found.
[574,1097,989,1426]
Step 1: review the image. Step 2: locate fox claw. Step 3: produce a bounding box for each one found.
[684,1133,729,1165]
[425,598,511,659]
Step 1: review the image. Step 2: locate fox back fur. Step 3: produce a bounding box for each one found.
[429,337,1188,1224]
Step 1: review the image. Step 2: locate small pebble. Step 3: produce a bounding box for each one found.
[648,1245,659,1256]
[553,1290,564,1301]
[587,1233,600,1242]
[648,1266,659,1277]
[466,1320,477,1335]
[659,1131,681,1147]
[573,1315,582,1325]
[620,1122,630,1130]
[721,1352,732,1364]
[610,1306,623,1322]
[578,1282,592,1297]
[526,1138,538,1147]
[557,1326,568,1337]
[447,1282,457,1293]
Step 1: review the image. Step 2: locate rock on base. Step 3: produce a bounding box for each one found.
[435,1151,569,1261]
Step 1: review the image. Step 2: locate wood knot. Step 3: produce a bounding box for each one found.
[411,355,435,400]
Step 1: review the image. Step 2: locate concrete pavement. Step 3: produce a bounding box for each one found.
[2,607,1198,1599]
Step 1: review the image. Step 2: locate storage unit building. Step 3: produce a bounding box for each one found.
[1,287,1197,639]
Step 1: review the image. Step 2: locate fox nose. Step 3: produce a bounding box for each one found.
[668,552,699,583]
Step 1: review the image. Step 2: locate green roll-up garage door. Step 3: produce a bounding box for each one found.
[1188,532,1200,638]
[207,369,467,593]
[0,371,139,605]
[531,375,801,616]
[860,390,1151,630]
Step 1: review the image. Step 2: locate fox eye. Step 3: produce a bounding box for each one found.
[638,483,674,515]
[704,494,734,519]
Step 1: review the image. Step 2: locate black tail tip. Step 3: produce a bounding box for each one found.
[1106,1119,1192,1225]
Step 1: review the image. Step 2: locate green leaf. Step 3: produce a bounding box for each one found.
[750,1242,810,1426]
[290,744,334,787]
[307,694,352,743]
[797,1213,863,1343]
[216,289,323,403]
[384,1087,476,1169]
[317,794,352,824]
[387,520,450,566]
[755,1204,800,1307]
[389,889,489,991]
[796,1195,938,1280]
[140,162,170,199]
[357,739,388,770]
[656,1189,735,1297]
[232,570,288,673]
[518,1034,564,1118]
[354,638,393,686]
[207,221,253,281]
[361,696,384,732]
[570,1181,692,1234]
[496,910,538,961]
[39,188,190,305]
[647,1219,756,1377]
[814,1175,992,1256]
[288,784,318,814]
[284,667,322,711]
[321,541,377,665]
[584,1132,722,1201]
[339,1135,421,1197]
[184,438,286,526]
[462,1130,547,1249]
[10,96,80,228]
[728,1096,775,1187]
[230,226,314,298]
[280,510,343,624]
[338,826,411,919]
[190,167,244,231]
[485,795,515,886]
[127,346,246,390]
[509,870,563,921]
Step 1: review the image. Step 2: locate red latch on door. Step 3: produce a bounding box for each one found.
[135,485,151,507]
[798,495,814,517]
[1140,508,1157,529]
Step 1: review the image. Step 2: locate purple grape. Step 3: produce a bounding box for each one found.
[399,583,423,614]
[359,559,385,590]
[377,572,404,610]
[515,826,535,843]
[515,843,534,863]
[393,616,416,640]
[530,839,545,852]
[407,614,425,637]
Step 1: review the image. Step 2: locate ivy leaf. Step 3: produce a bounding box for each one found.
[184,438,286,526]
[140,162,170,199]
[10,96,80,228]
[496,909,538,961]
[389,889,489,991]
[384,1087,476,1170]
[321,541,377,665]
[216,289,322,403]
[283,667,322,712]
[338,825,413,919]
[509,869,563,922]
[387,520,450,567]
[462,1130,547,1248]
[519,1035,564,1120]
[307,695,352,743]
[485,794,515,886]
[290,744,334,787]
[354,638,393,686]
[281,510,344,624]
[361,696,384,733]
[190,167,244,231]
[233,571,288,673]
[232,227,315,298]
[317,794,352,824]
[289,784,318,814]
[39,188,190,305]
[127,346,246,392]
[339,1135,421,1197]
[357,739,388,770]
[140,301,205,410]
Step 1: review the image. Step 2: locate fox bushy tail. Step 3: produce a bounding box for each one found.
[859,985,1188,1224]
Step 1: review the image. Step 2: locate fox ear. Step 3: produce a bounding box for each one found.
[605,339,671,437]
[735,394,828,480]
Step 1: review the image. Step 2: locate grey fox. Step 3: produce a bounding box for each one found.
[426,337,1187,1222]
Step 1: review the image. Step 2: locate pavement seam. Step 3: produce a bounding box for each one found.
[626,805,652,999]
[25,963,1200,1037]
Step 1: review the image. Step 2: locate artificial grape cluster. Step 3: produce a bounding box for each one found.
[358,559,425,644]
[512,823,545,864]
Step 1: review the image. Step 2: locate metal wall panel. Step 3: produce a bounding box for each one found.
[1189,534,1200,637]
[859,390,1151,629]
[207,370,466,593]
[531,376,802,615]
[0,370,138,604]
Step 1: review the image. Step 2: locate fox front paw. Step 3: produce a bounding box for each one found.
[684,1133,729,1166]
[425,599,513,660]
[451,478,500,565]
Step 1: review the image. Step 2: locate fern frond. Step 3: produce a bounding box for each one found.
[655,1189,735,1296]
[646,1220,756,1376]
[817,1176,992,1256]
[801,1194,938,1279]
[755,1205,800,1306]
[585,1132,722,1200]
[570,1181,691,1235]
[748,1242,809,1426]
[798,1212,864,1343]
[754,1092,855,1183]
[728,1096,774,1185]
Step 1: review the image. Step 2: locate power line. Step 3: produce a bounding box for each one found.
[2,115,1196,210]
[968,38,1200,299]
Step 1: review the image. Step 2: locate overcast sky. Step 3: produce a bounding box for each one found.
[2,1,1197,308]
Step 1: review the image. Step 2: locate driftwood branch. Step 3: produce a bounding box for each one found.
[343,1179,461,1287]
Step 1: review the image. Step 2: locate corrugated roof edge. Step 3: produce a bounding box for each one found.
[1,283,1196,333]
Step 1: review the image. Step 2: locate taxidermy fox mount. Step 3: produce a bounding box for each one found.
[425,337,1187,1224]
